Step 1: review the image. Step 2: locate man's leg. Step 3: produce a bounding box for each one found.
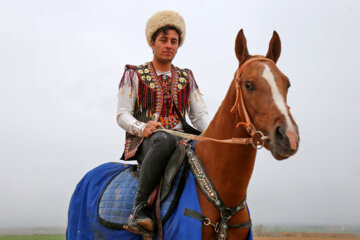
[128,132,178,233]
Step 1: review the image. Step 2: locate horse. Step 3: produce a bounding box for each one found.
[194,29,299,239]
[66,29,299,240]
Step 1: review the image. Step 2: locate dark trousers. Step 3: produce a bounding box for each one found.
[134,132,180,204]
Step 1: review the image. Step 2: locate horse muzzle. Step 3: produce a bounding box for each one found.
[269,124,299,160]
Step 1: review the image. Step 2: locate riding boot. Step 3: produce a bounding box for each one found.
[128,200,154,235]
[127,132,178,235]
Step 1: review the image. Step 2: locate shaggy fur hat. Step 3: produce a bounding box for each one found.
[145,10,186,47]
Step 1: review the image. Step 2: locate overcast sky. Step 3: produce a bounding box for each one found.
[1,0,359,228]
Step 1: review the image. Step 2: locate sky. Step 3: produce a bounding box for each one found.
[0,0,359,228]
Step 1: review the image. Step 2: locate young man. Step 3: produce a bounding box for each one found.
[117,10,210,236]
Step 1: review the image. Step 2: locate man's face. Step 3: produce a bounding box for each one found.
[151,29,179,64]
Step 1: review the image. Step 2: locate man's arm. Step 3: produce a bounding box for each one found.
[117,69,161,137]
[187,72,211,132]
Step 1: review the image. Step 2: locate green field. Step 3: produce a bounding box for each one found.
[0,236,65,240]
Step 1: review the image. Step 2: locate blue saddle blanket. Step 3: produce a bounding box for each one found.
[66,162,253,240]
[98,163,186,227]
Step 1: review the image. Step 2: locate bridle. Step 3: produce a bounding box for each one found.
[156,57,274,149]
[230,57,276,149]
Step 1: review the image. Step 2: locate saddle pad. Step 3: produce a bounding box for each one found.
[67,162,253,240]
[97,163,187,228]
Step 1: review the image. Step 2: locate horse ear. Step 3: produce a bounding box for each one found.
[266,31,281,63]
[235,29,250,65]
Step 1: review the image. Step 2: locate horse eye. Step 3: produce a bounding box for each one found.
[244,81,254,91]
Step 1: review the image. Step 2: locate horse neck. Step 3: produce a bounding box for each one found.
[195,79,257,206]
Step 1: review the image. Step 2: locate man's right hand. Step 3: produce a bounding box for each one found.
[142,121,162,138]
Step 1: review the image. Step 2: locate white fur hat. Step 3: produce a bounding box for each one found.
[145,10,186,47]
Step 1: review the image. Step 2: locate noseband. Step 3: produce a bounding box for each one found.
[230,57,275,149]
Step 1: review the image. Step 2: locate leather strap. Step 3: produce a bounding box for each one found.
[172,100,201,135]
[156,181,163,240]
[229,221,252,228]
[155,128,256,145]
[147,182,160,207]
[184,208,205,221]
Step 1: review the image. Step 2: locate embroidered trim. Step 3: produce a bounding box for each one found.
[124,137,144,160]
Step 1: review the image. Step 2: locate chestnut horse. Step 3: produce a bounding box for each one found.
[194,29,299,239]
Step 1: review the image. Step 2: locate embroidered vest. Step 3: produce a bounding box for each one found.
[119,62,193,160]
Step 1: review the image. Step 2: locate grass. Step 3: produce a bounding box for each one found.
[0,236,65,240]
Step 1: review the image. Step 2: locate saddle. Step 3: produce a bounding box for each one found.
[97,141,189,230]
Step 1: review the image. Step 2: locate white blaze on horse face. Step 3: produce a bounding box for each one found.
[262,63,298,149]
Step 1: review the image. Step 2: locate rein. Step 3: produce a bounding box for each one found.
[155,57,274,149]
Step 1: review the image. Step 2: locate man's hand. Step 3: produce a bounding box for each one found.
[142,121,162,138]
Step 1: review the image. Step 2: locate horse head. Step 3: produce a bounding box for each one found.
[234,29,299,160]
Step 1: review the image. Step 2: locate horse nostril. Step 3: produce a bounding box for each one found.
[275,126,284,143]
[274,125,298,152]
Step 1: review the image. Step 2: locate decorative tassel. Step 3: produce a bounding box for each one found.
[137,79,157,114]
[119,67,135,89]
